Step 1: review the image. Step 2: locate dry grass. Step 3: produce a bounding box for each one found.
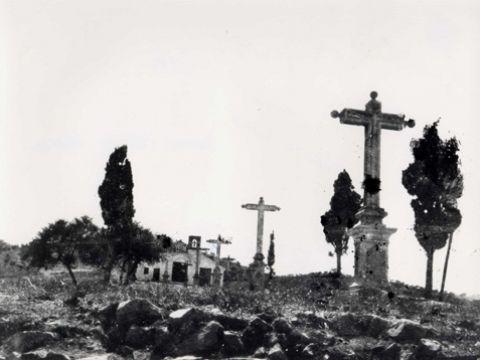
[1,270,479,325]
[1,270,480,358]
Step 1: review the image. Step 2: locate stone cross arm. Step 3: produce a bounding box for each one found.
[207,235,231,264]
[329,91,415,213]
[331,108,415,131]
[242,203,281,212]
[207,236,232,245]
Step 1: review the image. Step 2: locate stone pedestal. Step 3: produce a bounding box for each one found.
[331,92,415,286]
[212,266,222,288]
[350,206,396,284]
[247,253,266,291]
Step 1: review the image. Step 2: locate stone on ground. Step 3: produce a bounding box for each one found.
[253,346,267,357]
[257,311,277,324]
[330,313,392,338]
[167,320,224,358]
[202,308,248,331]
[387,319,435,342]
[77,354,124,360]
[306,329,336,347]
[20,350,70,360]
[46,320,89,338]
[267,343,287,360]
[152,325,170,348]
[4,331,58,353]
[292,311,329,329]
[116,299,164,329]
[323,346,358,360]
[97,303,119,331]
[241,318,272,351]
[168,308,207,338]
[125,326,155,349]
[0,317,43,344]
[413,338,442,359]
[194,320,224,355]
[272,318,292,335]
[301,343,320,358]
[285,328,310,347]
[371,342,401,360]
[222,331,245,356]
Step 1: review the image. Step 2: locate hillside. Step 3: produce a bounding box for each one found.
[0,272,479,359]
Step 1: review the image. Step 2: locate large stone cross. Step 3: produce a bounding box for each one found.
[331,91,415,216]
[242,197,280,261]
[331,92,415,283]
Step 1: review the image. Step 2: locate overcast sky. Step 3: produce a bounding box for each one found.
[1,0,479,295]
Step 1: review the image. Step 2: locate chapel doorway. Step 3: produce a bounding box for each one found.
[172,262,188,283]
[199,268,212,286]
[152,268,160,282]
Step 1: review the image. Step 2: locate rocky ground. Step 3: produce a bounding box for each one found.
[1,273,480,360]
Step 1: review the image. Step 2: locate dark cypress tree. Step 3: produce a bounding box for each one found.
[321,170,362,274]
[267,231,275,280]
[402,122,462,298]
[98,145,135,283]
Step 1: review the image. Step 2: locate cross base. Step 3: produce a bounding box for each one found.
[247,254,266,291]
[212,266,222,288]
[254,252,265,262]
[349,222,396,284]
[356,205,387,225]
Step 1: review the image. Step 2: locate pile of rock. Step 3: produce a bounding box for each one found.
[2,297,479,360]
[93,299,320,359]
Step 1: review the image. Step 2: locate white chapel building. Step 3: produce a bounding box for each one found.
[135,236,225,287]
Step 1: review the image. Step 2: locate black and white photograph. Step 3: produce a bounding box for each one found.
[1,1,479,359]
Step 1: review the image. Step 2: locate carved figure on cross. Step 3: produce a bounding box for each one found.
[331,91,415,223]
[242,197,280,261]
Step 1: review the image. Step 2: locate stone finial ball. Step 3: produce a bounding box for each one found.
[370,91,378,99]
[331,110,340,118]
[406,119,416,128]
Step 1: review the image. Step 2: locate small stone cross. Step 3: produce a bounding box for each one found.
[242,197,280,261]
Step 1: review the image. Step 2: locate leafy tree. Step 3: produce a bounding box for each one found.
[120,224,167,284]
[77,226,108,267]
[221,258,245,283]
[0,239,11,252]
[98,145,135,283]
[0,241,25,276]
[402,121,463,298]
[267,231,275,280]
[157,234,173,250]
[321,170,362,274]
[22,217,99,286]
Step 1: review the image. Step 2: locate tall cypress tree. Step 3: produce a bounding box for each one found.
[267,231,275,280]
[98,145,135,283]
[402,122,462,298]
[321,170,362,274]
